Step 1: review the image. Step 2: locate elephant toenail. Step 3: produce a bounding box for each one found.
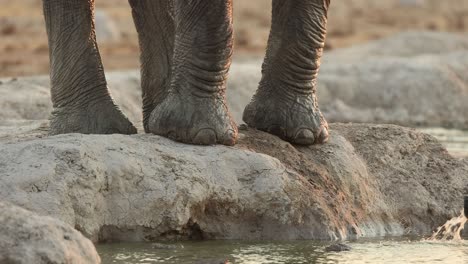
[315,126,329,144]
[293,128,315,145]
[193,129,217,145]
[222,129,238,146]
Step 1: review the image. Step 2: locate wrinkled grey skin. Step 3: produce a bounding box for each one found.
[42,0,330,146]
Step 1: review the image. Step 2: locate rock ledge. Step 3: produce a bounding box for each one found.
[1,123,466,242]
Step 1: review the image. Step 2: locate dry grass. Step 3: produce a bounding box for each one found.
[1,0,468,77]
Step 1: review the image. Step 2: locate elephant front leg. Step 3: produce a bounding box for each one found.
[243,0,330,145]
[43,0,136,135]
[147,0,238,145]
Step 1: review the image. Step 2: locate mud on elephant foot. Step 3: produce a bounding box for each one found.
[243,90,329,145]
[148,93,238,146]
[49,100,137,135]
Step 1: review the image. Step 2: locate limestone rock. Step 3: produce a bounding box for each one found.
[0,71,142,127]
[323,31,468,62]
[1,32,467,243]
[318,51,468,129]
[325,243,352,252]
[2,32,468,130]
[227,32,468,129]
[0,122,465,242]
[0,202,100,264]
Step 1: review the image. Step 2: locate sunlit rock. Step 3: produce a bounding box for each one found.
[2,32,468,130]
[325,243,352,252]
[228,32,468,130]
[1,30,467,243]
[0,122,465,242]
[0,202,100,264]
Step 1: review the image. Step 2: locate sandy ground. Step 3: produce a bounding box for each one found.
[2,0,468,77]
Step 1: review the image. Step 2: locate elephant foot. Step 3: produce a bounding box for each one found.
[148,93,238,146]
[49,100,137,135]
[243,90,329,145]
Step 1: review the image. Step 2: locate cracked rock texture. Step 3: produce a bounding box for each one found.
[0,202,100,264]
[0,122,466,242]
[1,31,467,243]
[2,31,468,130]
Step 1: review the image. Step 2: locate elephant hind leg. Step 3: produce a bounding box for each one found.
[129,0,175,133]
[144,0,238,146]
[242,0,330,145]
[43,0,136,135]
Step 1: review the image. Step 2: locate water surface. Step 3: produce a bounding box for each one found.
[97,128,468,264]
[97,238,467,264]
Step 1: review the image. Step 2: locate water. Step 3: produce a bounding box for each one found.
[420,128,468,158]
[97,238,468,264]
[97,127,468,264]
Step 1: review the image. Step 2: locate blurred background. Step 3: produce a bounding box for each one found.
[2,0,468,77]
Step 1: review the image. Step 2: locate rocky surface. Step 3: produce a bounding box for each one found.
[0,202,100,264]
[228,32,468,129]
[323,31,468,61]
[1,31,468,243]
[2,32,468,130]
[0,71,142,127]
[0,121,466,242]
[324,243,352,252]
[317,32,468,129]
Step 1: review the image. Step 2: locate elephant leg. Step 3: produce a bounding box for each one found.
[129,0,174,133]
[146,0,238,145]
[242,0,330,145]
[43,0,136,135]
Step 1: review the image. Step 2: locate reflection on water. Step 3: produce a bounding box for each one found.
[97,238,468,264]
[420,128,468,158]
